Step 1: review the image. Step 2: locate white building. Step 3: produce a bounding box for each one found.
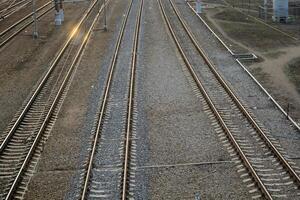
[272,0,289,22]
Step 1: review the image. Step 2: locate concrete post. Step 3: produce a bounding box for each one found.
[196,0,202,14]
[103,0,107,31]
[54,0,63,25]
[32,0,38,38]
[59,0,64,22]
[264,0,267,21]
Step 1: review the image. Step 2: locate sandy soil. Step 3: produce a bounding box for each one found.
[0,1,90,136]
[0,0,50,33]
[1,0,299,198]
[23,0,129,198]
[250,46,300,120]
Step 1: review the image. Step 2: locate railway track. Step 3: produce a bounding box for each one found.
[185,0,300,131]
[0,0,107,198]
[0,0,31,21]
[158,0,300,199]
[0,0,18,10]
[0,1,54,48]
[80,0,143,199]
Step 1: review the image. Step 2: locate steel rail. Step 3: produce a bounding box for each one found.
[0,3,30,20]
[3,1,105,199]
[221,0,298,41]
[0,1,51,37]
[0,0,29,17]
[157,0,274,199]
[169,0,300,186]
[186,1,300,131]
[0,0,17,14]
[0,4,53,47]
[80,0,134,199]
[0,0,100,154]
[121,0,143,199]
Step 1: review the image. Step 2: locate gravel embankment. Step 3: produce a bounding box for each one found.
[132,0,253,199]
[175,0,300,167]
[22,0,128,198]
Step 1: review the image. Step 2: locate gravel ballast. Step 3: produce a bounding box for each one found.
[132,0,253,198]
[174,0,300,165]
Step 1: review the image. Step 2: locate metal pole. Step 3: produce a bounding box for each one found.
[103,0,107,31]
[59,0,64,22]
[286,103,290,119]
[32,0,38,38]
[264,0,267,21]
[248,0,250,14]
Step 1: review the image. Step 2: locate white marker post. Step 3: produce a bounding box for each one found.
[59,0,64,22]
[196,0,202,14]
[54,0,60,25]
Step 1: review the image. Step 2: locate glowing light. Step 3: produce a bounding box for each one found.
[70,25,79,38]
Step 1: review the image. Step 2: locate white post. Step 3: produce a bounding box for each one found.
[59,0,64,22]
[59,9,64,22]
[54,0,61,26]
[55,11,61,25]
[196,0,202,14]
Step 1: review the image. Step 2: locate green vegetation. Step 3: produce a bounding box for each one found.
[263,51,286,59]
[212,8,295,51]
[285,58,300,94]
[250,67,270,84]
[220,21,290,50]
[214,8,254,23]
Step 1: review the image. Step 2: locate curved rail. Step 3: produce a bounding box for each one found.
[80,0,143,199]
[0,0,30,20]
[185,1,300,131]
[80,0,134,199]
[0,1,53,48]
[3,0,106,199]
[169,0,300,186]
[157,0,271,198]
[122,0,143,199]
[158,0,300,199]
[0,0,99,154]
[0,1,51,36]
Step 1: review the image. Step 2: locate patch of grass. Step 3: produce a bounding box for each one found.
[285,57,300,94]
[250,67,270,84]
[219,21,293,51]
[263,51,286,59]
[201,14,247,53]
[213,8,254,23]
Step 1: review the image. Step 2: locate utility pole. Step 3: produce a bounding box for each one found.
[286,103,290,119]
[103,0,107,31]
[59,0,64,22]
[264,0,267,21]
[248,0,250,14]
[54,0,63,25]
[32,0,38,38]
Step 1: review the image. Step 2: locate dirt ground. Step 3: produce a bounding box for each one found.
[23,0,129,198]
[0,0,299,198]
[0,1,90,136]
[198,1,300,123]
[0,0,51,33]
